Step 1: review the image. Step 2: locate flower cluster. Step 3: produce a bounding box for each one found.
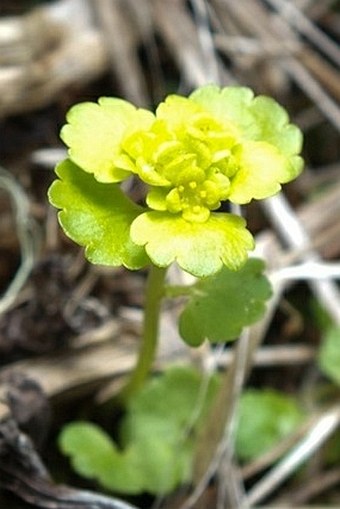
[49,85,303,277]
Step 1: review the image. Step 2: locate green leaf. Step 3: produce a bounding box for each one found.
[190,85,303,158]
[126,433,192,494]
[156,94,205,129]
[190,85,255,136]
[190,85,304,195]
[59,366,220,495]
[59,422,117,482]
[61,97,154,183]
[48,159,148,269]
[179,258,272,346]
[323,431,340,466]
[235,389,305,461]
[121,365,220,493]
[249,95,303,156]
[125,365,220,428]
[58,422,143,494]
[228,141,297,204]
[318,326,340,385]
[309,297,333,333]
[130,211,254,277]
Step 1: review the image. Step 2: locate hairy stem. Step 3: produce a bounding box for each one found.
[120,264,167,402]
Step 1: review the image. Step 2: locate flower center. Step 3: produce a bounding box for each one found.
[165,173,230,222]
[121,112,240,222]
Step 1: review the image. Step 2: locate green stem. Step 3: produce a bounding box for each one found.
[120,264,167,403]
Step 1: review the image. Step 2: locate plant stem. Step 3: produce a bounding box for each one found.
[120,264,167,403]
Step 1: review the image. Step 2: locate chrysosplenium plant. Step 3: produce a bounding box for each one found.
[49,85,302,277]
[49,85,303,494]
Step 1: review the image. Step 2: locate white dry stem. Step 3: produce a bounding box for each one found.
[0,166,39,314]
[31,148,67,168]
[153,0,216,88]
[263,193,340,326]
[214,344,315,368]
[191,0,220,84]
[273,261,340,282]
[241,406,340,508]
[180,331,251,509]
[216,329,251,508]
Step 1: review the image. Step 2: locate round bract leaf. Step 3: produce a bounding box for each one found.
[130,211,254,277]
[228,141,296,204]
[156,94,204,129]
[61,97,154,183]
[190,85,255,136]
[249,95,303,156]
[179,258,272,346]
[190,85,303,156]
[190,85,303,190]
[48,159,148,269]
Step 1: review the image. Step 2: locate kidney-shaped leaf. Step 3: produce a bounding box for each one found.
[48,159,148,270]
[58,422,144,494]
[59,366,220,495]
[179,258,272,346]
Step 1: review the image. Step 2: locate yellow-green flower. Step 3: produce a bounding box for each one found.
[49,85,303,277]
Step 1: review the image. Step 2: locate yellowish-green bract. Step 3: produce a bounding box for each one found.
[49,85,303,277]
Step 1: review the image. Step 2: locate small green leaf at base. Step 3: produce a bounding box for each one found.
[235,389,305,461]
[59,366,220,496]
[59,422,144,494]
[179,258,272,346]
[48,159,149,270]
